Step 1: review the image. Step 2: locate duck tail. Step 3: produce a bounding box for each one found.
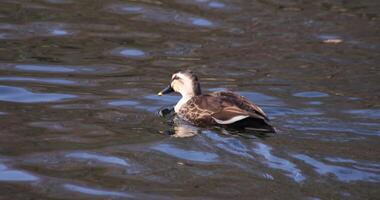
[230,117,276,133]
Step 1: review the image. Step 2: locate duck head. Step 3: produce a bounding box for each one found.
[158,70,202,98]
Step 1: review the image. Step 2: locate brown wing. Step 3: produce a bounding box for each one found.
[211,91,269,120]
[178,94,221,126]
[178,92,267,126]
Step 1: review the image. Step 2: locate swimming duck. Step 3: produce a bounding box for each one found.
[158,70,275,132]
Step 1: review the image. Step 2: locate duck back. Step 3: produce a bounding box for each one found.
[177,91,274,132]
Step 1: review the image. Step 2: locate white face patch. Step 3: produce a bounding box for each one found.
[171,72,194,96]
[171,80,181,92]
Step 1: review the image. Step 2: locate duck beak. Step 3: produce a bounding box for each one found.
[158,85,174,96]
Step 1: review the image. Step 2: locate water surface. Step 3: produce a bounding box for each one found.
[0,0,379,199]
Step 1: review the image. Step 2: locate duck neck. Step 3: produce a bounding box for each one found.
[174,83,201,113]
[174,93,193,113]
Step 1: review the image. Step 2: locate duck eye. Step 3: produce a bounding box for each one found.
[172,76,180,80]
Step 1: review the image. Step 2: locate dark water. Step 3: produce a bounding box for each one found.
[0,0,379,199]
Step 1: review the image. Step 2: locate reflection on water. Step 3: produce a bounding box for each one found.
[0,162,39,182]
[208,2,226,9]
[0,0,379,199]
[50,29,70,36]
[152,143,219,163]
[120,48,146,57]
[171,120,201,138]
[293,154,380,182]
[204,131,254,158]
[293,91,329,98]
[254,143,305,182]
[345,109,380,119]
[107,2,216,28]
[15,64,78,73]
[285,116,380,136]
[191,18,214,27]
[66,152,129,167]
[112,47,147,58]
[64,184,132,198]
[0,85,76,103]
[108,100,139,107]
[0,76,76,85]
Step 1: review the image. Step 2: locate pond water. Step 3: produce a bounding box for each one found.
[0,0,379,199]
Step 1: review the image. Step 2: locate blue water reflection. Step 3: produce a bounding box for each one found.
[107,95,180,112]
[307,101,323,105]
[0,85,76,103]
[293,91,329,98]
[253,143,305,182]
[208,2,225,8]
[152,143,219,163]
[66,152,129,166]
[108,100,139,107]
[120,48,146,57]
[50,29,70,36]
[204,131,253,158]
[285,117,380,136]
[108,3,216,28]
[270,107,323,117]
[15,64,77,73]
[0,163,39,182]
[191,18,214,27]
[64,184,132,198]
[293,154,380,182]
[121,6,142,12]
[345,109,380,119]
[0,76,76,85]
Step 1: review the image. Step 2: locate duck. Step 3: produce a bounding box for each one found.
[158,70,275,132]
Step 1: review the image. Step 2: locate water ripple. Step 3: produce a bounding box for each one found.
[285,117,380,136]
[204,131,253,158]
[0,22,74,39]
[64,184,132,198]
[191,18,214,27]
[0,76,76,85]
[107,3,217,28]
[208,1,226,9]
[293,154,380,182]
[253,143,305,182]
[66,152,129,166]
[111,47,148,58]
[0,85,76,103]
[0,162,39,182]
[15,64,78,73]
[293,91,329,98]
[345,109,380,119]
[108,100,139,107]
[152,143,219,163]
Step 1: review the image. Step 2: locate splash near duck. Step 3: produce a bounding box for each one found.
[158,70,275,133]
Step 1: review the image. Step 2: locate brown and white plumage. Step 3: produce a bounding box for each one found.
[158,70,275,132]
